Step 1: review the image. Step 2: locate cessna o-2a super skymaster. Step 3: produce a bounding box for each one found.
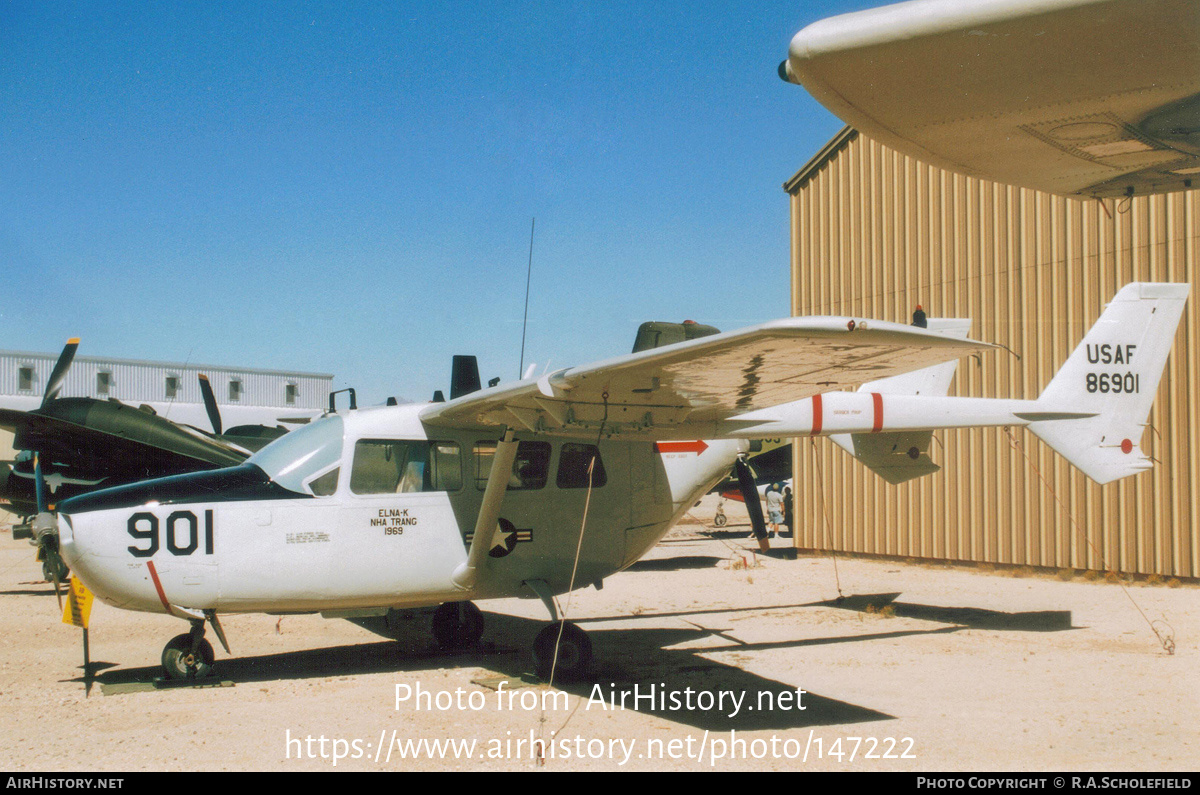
[37,282,1187,680]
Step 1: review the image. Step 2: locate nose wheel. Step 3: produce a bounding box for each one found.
[160,615,226,680]
[161,624,215,680]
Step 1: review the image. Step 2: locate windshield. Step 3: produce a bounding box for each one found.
[247,414,344,495]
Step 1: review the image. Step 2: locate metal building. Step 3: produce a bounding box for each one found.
[786,127,1199,578]
[0,348,332,459]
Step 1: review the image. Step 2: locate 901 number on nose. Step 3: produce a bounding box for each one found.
[127,510,214,558]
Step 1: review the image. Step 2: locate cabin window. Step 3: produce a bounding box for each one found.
[350,439,461,494]
[229,379,242,401]
[430,442,463,491]
[473,440,551,490]
[556,443,607,488]
[18,366,34,392]
[97,371,112,395]
[165,375,180,399]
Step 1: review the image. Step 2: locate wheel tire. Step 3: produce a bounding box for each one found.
[713,513,728,528]
[532,622,592,681]
[161,634,215,680]
[431,602,484,650]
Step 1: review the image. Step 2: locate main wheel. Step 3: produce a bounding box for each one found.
[532,622,592,681]
[161,634,215,680]
[431,601,484,650]
[713,512,728,528]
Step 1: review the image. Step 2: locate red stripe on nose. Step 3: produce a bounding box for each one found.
[147,560,175,616]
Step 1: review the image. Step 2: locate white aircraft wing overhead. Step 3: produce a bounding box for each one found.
[420,317,993,440]
[781,0,1200,199]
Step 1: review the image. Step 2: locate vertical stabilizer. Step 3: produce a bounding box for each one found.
[1027,283,1188,484]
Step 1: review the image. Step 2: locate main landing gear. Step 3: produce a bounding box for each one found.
[524,579,593,681]
[431,601,485,650]
[532,622,592,681]
[430,595,594,681]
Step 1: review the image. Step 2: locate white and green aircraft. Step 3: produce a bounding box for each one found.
[41,282,1187,680]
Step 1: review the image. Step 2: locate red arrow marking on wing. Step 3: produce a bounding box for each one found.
[655,441,709,455]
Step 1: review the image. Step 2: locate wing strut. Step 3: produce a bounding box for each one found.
[452,429,518,590]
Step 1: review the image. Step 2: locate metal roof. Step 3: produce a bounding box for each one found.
[783,126,857,195]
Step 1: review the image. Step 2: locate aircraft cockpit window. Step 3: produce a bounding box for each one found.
[556,443,607,488]
[306,467,339,496]
[350,440,462,494]
[474,440,551,490]
[247,414,344,495]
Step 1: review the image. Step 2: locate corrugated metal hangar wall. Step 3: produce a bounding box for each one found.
[786,128,1199,578]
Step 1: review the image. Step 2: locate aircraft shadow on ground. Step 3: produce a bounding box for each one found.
[810,593,1076,632]
[625,555,725,572]
[86,609,893,731]
[80,590,1071,730]
[1,586,61,597]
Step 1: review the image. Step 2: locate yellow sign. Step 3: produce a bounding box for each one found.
[62,576,94,629]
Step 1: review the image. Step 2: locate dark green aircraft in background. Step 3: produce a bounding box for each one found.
[0,340,288,580]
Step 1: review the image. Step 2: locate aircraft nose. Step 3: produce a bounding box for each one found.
[57,512,74,546]
[56,509,163,612]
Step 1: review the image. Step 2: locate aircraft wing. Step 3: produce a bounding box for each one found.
[780,0,1200,199]
[420,317,993,440]
[0,403,248,477]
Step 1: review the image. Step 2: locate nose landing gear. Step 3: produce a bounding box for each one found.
[161,621,215,680]
[160,612,228,680]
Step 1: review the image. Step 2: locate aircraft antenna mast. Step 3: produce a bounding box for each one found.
[518,217,535,379]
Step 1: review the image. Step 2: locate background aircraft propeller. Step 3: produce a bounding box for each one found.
[40,338,79,408]
[198,374,222,435]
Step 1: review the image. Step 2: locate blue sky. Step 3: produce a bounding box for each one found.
[1,1,874,405]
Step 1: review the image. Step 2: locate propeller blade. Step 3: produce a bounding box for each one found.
[33,452,46,514]
[734,456,769,549]
[41,338,79,407]
[198,375,222,435]
[51,556,63,609]
[32,453,68,605]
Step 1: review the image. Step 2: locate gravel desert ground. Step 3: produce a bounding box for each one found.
[2,497,1196,772]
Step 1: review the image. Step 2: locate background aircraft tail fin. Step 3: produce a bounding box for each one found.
[1027,283,1188,484]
